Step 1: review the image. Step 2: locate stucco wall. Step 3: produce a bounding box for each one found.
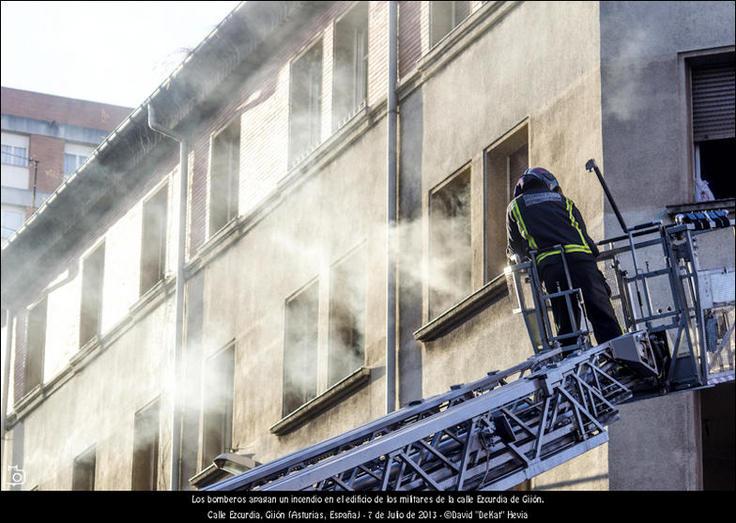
[600,0,735,490]
[399,1,607,489]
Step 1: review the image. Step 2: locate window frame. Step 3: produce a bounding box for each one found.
[427,163,473,320]
[139,182,169,297]
[483,119,530,283]
[200,341,235,469]
[24,296,48,395]
[207,116,242,237]
[79,240,106,348]
[287,37,325,167]
[678,46,735,203]
[131,398,160,491]
[281,277,321,417]
[72,445,97,491]
[331,1,370,130]
[327,243,367,388]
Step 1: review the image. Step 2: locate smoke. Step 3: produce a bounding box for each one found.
[603,27,660,123]
[9,1,482,489]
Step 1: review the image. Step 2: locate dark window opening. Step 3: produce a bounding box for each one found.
[282,280,319,416]
[79,242,105,348]
[691,57,735,201]
[429,168,472,319]
[328,250,366,387]
[333,2,369,129]
[140,184,168,296]
[24,298,47,394]
[132,400,160,490]
[202,345,235,468]
[289,41,323,166]
[700,382,735,490]
[485,125,529,279]
[696,138,735,200]
[209,118,241,235]
[72,446,96,491]
[430,1,470,47]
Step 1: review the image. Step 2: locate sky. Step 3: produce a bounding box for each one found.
[1,1,241,109]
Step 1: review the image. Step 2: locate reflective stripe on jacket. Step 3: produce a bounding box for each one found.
[506,188,599,265]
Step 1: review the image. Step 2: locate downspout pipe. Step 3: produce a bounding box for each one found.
[147,104,187,490]
[386,0,398,414]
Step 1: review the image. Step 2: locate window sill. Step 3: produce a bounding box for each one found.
[270,366,371,436]
[414,274,509,343]
[12,384,44,415]
[196,217,243,260]
[129,276,174,317]
[189,463,232,490]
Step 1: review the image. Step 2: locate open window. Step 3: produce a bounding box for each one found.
[332,2,369,129]
[202,344,235,468]
[282,280,319,416]
[430,1,470,48]
[485,123,529,279]
[24,297,47,394]
[79,242,105,348]
[328,248,366,387]
[132,399,160,490]
[690,52,735,201]
[72,446,96,491]
[209,118,241,235]
[289,40,323,166]
[140,184,168,296]
[429,167,472,319]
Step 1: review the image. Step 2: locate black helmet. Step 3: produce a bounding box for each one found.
[513,167,560,197]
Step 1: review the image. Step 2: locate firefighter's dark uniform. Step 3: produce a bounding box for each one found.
[506,187,621,345]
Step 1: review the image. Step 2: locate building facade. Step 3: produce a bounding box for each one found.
[1,1,733,491]
[1,87,131,245]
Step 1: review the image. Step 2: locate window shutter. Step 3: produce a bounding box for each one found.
[692,63,735,142]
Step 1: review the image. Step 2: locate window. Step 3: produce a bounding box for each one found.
[1,144,28,167]
[328,249,366,387]
[690,54,735,201]
[1,208,25,239]
[72,446,96,491]
[63,143,94,176]
[430,1,470,47]
[202,344,235,467]
[79,242,105,348]
[139,184,168,296]
[429,168,472,319]
[332,2,369,129]
[1,133,29,167]
[209,118,241,235]
[282,280,319,416]
[485,124,529,278]
[132,400,160,490]
[289,40,323,166]
[24,297,47,394]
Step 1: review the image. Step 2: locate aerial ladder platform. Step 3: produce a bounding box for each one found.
[208,160,734,492]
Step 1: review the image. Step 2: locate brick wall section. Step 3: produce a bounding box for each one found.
[188,2,353,255]
[12,312,27,403]
[28,134,64,194]
[367,1,389,106]
[1,87,132,133]
[399,1,422,78]
[11,148,177,408]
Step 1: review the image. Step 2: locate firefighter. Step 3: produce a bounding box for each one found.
[506,167,621,346]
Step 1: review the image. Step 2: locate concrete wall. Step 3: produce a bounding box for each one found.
[599,1,735,490]
[198,119,388,464]
[398,1,608,489]
[2,164,180,489]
